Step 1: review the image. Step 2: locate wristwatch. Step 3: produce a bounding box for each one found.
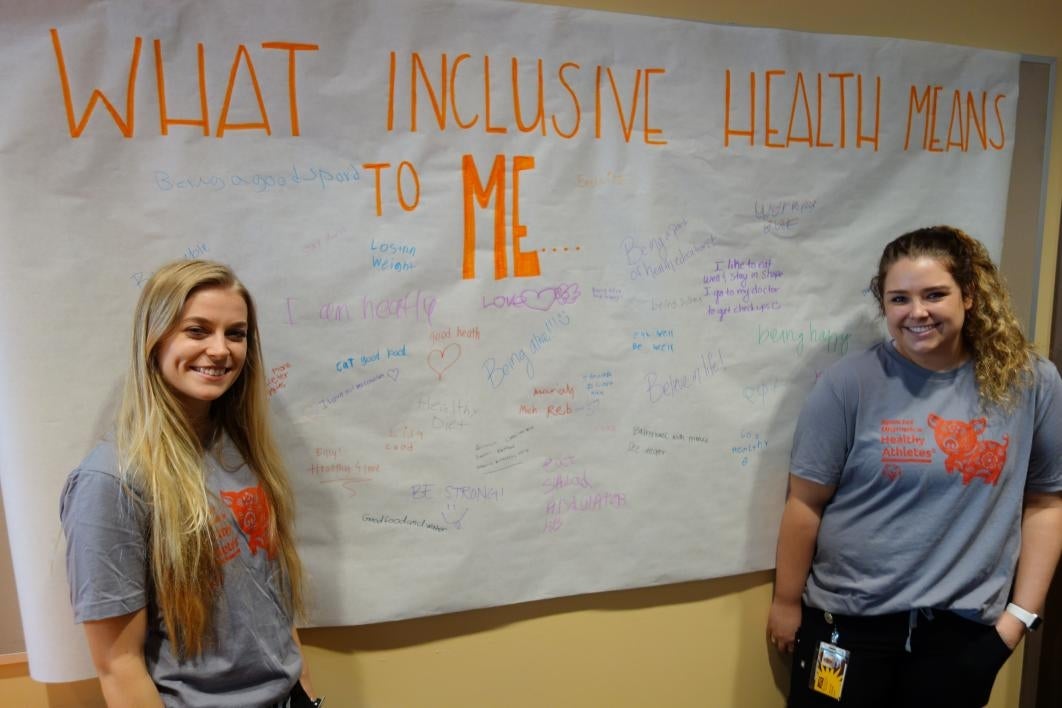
[1005,602,1042,631]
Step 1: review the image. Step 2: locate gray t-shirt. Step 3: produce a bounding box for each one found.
[60,437,301,707]
[791,341,1062,623]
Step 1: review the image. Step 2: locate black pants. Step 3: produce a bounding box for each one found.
[788,603,1013,708]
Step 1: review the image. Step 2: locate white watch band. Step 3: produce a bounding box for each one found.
[1005,602,1040,629]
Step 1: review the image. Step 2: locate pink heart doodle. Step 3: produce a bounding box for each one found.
[882,464,902,482]
[427,343,462,380]
[522,287,557,311]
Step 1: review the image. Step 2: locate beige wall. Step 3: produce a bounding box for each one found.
[4,0,1059,705]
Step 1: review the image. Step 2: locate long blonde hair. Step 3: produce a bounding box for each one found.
[870,225,1034,409]
[116,260,304,656]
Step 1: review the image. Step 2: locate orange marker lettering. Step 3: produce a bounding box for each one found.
[261,41,319,137]
[154,40,209,136]
[642,68,666,145]
[50,28,141,138]
[216,44,271,137]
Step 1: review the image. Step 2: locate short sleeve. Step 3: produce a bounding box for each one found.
[59,466,150,622]
[1027,360,1062,493]
[790,369,853,486]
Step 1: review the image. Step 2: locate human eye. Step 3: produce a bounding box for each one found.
[185,325,208,337]
[227,329,248,341]
[888,295,907,305]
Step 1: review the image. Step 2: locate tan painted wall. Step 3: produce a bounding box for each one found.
[4,0,1058,705]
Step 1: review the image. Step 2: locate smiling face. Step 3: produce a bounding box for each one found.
[155,285,249,424]
[882,256,973,371]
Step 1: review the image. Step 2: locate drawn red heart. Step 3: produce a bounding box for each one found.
[882,464,902,482]
[427,343,462,380]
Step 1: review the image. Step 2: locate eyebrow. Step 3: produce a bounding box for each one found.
[182,316,249,328]
[884,284,954,294]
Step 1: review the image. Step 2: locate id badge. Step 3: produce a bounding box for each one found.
[809,641,850,700]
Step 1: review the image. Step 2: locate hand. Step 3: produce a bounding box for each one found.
[994,611,1026,651]
[767,598,801,653]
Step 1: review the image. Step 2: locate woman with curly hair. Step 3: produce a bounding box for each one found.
[767,226,1062,706]
[60,260,321,707]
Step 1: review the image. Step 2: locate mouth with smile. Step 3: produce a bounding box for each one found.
[191,366,231,377]
[904,323,939,335]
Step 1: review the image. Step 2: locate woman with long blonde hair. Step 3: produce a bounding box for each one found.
[61,260,321,707]
[767,226,1062,706]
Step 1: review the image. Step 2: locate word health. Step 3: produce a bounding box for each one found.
[153,163,360,193]
[723,68,1008,152]
[756,322,849,356]
[430,325,481,344]
[336,345,408,372]
[49,31,318,138]
[753,199,817,237]
[732,431,768,467]
[416,395,477,432]
[387,52,667,145]
[481,282,581,311]
[371,239,417,273]
[724,70,881,150]
[306,460,380,477]
[632,328,675,353]
[307,458,379,497]
[626,231,718,281]
[645,349,727,404]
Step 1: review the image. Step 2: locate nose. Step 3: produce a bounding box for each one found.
[205,333,231,359]
[910,299,929,318]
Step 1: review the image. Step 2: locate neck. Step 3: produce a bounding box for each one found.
[185,408,217,447]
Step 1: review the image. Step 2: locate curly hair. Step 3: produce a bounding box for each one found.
[870,225,1033,409]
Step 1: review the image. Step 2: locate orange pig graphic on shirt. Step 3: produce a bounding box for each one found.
[927,414,1009,486]
[219,484,275,558]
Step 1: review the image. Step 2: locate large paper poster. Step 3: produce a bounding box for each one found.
[0,0,1017,679]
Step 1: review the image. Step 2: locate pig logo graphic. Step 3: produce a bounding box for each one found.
[219,484,275,557]
[927,414,1009,485]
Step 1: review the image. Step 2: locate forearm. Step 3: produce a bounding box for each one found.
[773,496,824,604]
[1011,492,1062,612]
[995,492,1062,648]
[292,626,318,699]
[97,655,164,708]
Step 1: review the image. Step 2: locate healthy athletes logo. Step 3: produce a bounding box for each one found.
[879,418,931,464]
